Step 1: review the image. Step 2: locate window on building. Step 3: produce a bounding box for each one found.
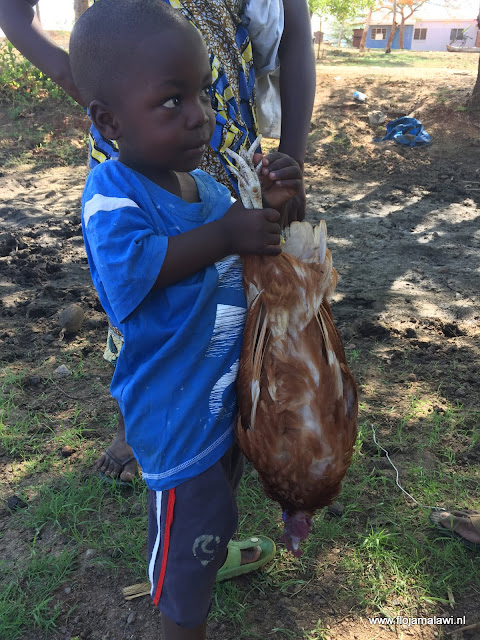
[450,28,464,42]
[414,28,427,40]
[371,27,387,40]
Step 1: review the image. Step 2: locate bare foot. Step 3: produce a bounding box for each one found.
[435,510,480,545]
[240,542,262,565]
[96,413,138,482]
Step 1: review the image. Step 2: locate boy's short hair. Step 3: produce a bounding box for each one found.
[69,0,191,106]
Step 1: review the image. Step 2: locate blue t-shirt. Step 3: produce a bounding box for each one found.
[82,160,247,490]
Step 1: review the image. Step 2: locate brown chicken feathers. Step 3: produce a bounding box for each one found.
[227,138,358,557]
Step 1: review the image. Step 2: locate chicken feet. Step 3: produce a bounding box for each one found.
[225,135,263,209]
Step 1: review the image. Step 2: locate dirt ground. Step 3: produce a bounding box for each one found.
[1,58,480,639]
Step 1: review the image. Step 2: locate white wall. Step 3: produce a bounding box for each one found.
[410,20,476,51]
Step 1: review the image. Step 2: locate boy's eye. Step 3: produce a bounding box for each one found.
[162,96,181,109]
[201,86,211,99]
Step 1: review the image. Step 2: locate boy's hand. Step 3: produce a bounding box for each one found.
[222,200,281,256]
[254,152,302,212]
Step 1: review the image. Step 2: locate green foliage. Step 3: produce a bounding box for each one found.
[0,41,88,166]
[308,0,326,16]
[0,41,69,106]
[315,47,476,70]
[309,0,376,22]
[329,20,355,46]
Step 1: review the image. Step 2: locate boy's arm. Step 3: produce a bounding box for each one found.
[153,200,281,289]
[0,0,85,106]
[83,168,281,323]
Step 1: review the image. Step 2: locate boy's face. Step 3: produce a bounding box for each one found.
[111,27,215,179]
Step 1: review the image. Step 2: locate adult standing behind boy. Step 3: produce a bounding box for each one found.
[0,0,315,484]
[69,0,302,637]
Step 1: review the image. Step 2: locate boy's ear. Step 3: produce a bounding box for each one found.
[88,100,121,140]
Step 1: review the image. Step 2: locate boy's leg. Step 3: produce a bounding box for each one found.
[148,446,247,633]
[159,546,261,640]
[161,616,206,640]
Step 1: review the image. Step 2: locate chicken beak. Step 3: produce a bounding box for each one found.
[291,536,301,551]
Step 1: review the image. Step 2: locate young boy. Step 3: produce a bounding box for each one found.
[69,0,301,637]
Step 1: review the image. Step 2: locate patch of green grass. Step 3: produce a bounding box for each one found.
[435,87,460,105]
[0,472,148,639]
[318,46,477,70]
[2,333,479,640]
[52,410,92,450]
[338,519,478,616]
[0,42,88,167]
[332,407,480,617]
[306,125,331,157]
[0,547,76,640]
[331,131,352,153]
[0,118,88,168]
[0,383,49,458]
[236,468,282,539]
[0,374,85,462]
[348,348,360,363]
[212,580,248,626]
[303,619,330,640]
[19,473,148,571]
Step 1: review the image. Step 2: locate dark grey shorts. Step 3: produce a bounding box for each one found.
[147,443,244,628]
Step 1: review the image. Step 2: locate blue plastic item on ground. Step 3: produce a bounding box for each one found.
[380,117,431,147]
[353,90,367,102]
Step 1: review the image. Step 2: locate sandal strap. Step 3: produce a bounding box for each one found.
[220,541,241,572]
[470,514,480,533]
[104,447,135,468]
[220,537,259,572]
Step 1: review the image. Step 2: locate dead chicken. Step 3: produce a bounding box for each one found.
[227,137,358,556]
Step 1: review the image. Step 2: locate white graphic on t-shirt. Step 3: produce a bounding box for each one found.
[215,255,243,290]
[205,304,246,358]
[209,360,240,416]
[83,194,139,228]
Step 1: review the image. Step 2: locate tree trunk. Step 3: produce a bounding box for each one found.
[385,22,397,53]
[470,15,480,107]
[469,55,480,107]
[337,22,344,47]
[385,0,397,54]
[74,0,89,22]
[398,19,405,49]
[316,16,323,60]
[359,9,372,53]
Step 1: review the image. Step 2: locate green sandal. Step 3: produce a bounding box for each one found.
[216,535,276,582]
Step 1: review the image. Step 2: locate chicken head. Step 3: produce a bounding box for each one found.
[281,510,314,557]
